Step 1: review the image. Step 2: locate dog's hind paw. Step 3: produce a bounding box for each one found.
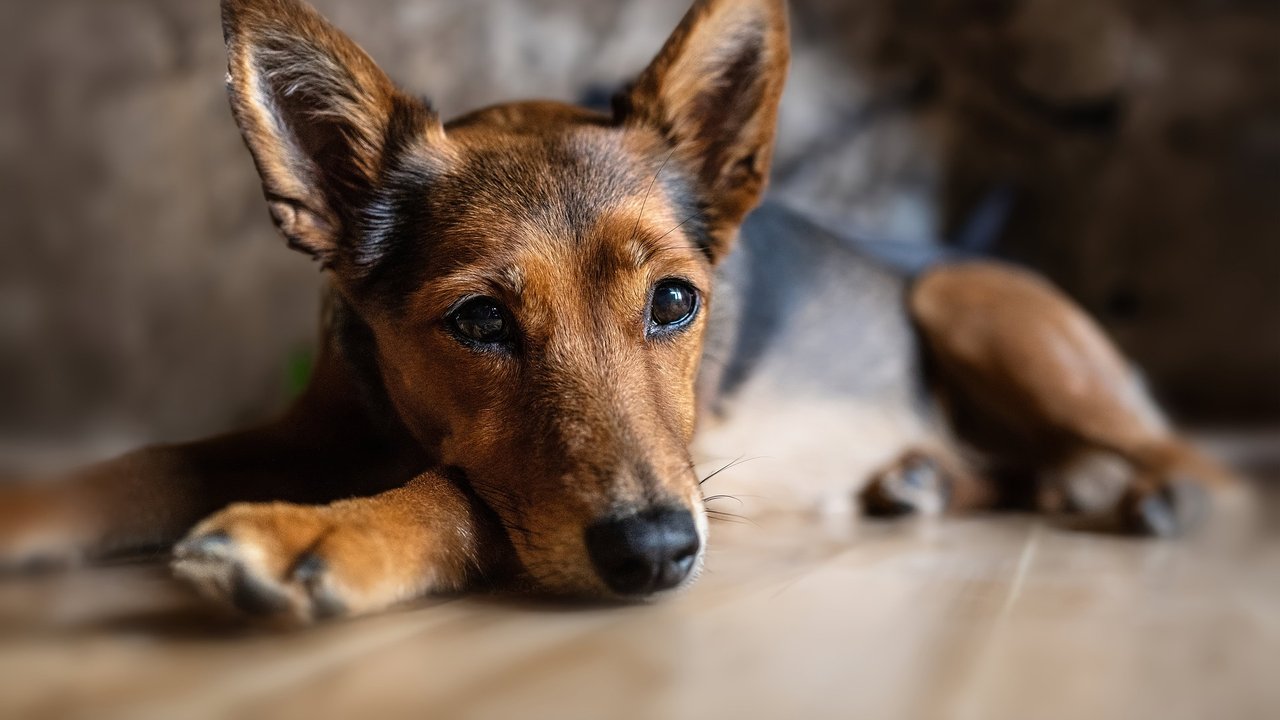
[172,502,423,624]
[859,451,952,518]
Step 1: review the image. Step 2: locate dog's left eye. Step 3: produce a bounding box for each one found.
[650,280,699,331]
[449,297,511,346]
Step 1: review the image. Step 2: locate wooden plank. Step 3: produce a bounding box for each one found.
[0,503,1273,720]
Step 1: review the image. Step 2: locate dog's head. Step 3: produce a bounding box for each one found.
[221,0,789,598]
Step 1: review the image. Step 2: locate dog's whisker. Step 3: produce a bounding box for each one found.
[630,146,679,244]
[705,510,755,526]
[698,454,764,486]
[655,208,703,243]
[702,493,745,507]
[698,457,743,486]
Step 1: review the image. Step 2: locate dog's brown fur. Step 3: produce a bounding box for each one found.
[0,0,1233,623]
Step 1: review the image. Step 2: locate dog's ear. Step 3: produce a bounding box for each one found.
[618,0,789,262]
[221,0,442,266]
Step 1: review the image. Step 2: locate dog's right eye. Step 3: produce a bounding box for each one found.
[448,297,512,347]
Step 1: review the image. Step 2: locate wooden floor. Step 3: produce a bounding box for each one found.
[1,484,1275,720]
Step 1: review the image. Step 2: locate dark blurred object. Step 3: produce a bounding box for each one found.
[781,0,1280,424]
[0,0,1276,451]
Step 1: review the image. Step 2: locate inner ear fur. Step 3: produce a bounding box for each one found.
[618,0,790,263]
[221,0,442,267]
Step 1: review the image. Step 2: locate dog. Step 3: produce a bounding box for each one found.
[0,0,1234,623]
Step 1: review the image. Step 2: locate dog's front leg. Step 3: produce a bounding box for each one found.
[172,469,507,622]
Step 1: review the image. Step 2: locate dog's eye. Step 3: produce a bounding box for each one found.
[650,280,698,331]
[449,297,511,346]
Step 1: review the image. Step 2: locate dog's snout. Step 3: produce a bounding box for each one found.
[585,508,700,596]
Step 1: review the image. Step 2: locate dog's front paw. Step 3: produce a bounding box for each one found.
[173,502,425,623]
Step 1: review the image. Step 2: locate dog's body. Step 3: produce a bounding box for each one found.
[0,0,1232,622]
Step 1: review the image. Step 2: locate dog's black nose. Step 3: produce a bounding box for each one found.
[585,508,700,596]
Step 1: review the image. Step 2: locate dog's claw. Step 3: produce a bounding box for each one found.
[1121,479,1208,538]
[174,530,233,560]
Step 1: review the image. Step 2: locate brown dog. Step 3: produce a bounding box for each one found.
[0,0,1232,622]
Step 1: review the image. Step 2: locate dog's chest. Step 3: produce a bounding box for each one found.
[692,204,943,515]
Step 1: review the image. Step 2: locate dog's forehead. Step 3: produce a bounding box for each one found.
[440,124,659,231]
[401,117,704,282]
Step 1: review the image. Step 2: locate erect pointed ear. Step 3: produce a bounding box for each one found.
[617,0,789,262]
[221,0,443,267]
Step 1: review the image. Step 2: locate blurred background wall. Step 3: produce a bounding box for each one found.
[1,0,1277,455]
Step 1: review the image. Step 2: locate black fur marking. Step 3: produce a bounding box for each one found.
[348,98,440,302]
[330,296,403,436]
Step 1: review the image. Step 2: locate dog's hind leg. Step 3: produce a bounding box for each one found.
[909,262,1235,536]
